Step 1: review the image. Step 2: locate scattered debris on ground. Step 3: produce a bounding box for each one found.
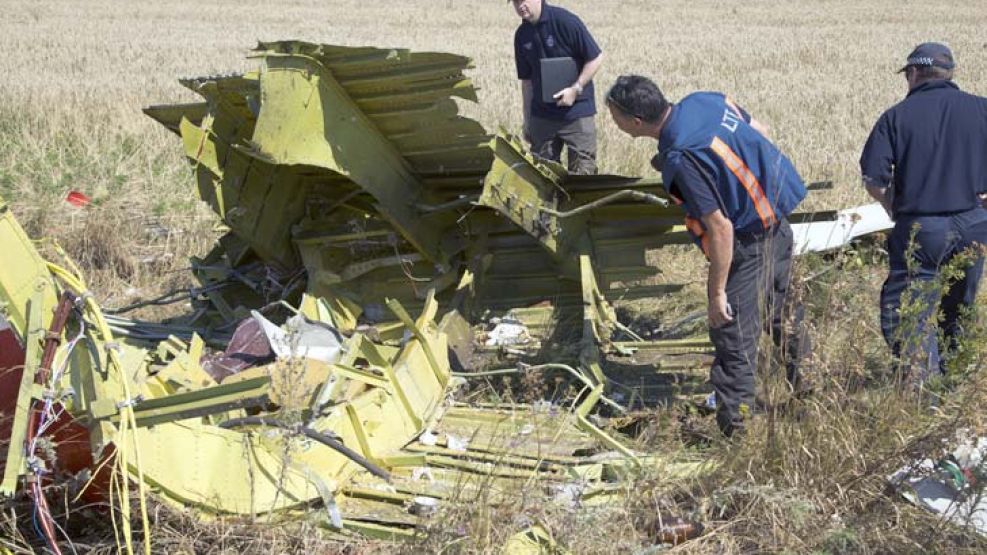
[891,429,987,536]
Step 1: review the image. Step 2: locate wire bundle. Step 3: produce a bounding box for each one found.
[45,259,152,555]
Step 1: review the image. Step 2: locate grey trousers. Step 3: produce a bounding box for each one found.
[709,219,811,436]
[529,115,598,175]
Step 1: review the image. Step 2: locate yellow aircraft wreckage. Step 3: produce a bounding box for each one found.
[0,197,708,550]
[0,41,889,550]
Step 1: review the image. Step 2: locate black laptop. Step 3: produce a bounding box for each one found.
[539,57,579,104]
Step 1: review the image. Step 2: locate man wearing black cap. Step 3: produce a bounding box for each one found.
[510,0,603,174]
[860,42,987,381]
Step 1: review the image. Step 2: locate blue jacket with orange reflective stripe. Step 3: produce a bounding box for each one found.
[658,92,807,236]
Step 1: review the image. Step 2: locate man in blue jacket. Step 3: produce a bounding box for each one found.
[606,75,810,436]
[860,43,987,381]
[511,0,604,174]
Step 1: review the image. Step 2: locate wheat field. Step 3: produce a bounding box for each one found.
[4,0,987,200]
[3,1,987,553]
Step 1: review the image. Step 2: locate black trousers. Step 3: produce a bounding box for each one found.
[709,219,810,436]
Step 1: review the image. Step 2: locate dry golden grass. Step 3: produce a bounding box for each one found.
[4,1,987,553]
[4,0,987,200]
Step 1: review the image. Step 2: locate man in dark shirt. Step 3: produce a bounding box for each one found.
[511,0,603,174]
[606,75,811,436]
[861,42,987,381]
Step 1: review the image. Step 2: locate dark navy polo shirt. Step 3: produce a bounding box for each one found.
[860,80,987,216]
[513,2,601,122]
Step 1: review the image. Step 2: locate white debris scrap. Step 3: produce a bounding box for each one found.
[446,434,470,452]
[890,431,987,536]
[250,311,343,363]
[791,203,893,255]
[411,467,435,483]
[484,316,533,346]
[418,429,438,446]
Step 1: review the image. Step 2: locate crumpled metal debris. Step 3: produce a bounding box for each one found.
[890,430,987,535]
[143,40,885,371]
[200,318,274,381]
[250,310,343,363]
[2,194,719,547]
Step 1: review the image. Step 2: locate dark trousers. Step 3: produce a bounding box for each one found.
[529,115,598,175]
[710,219,810,436]
[880,207,987,380]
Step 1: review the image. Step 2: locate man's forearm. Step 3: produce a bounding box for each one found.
[705,219,733,300]
[702,211,735,328]
[575,53,603,90]
[553,54,603,107]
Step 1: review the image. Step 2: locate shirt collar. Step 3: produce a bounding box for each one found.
[907,79,959,97]
[657,104,680,153]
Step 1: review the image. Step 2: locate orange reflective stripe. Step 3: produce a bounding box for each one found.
[709,136,777,228]
[724,96,744,119]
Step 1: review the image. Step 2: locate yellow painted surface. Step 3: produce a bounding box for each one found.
[0,196,58,338]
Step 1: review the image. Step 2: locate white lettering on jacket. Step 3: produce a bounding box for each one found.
[721,107,741,133]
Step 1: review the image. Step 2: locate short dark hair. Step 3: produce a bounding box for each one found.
[909,64,954,83]
[606,75,669,123]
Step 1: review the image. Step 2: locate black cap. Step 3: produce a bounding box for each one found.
[898,42,955,73]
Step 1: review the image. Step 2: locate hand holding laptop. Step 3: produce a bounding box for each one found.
[540,57,580,106]
[552,82,581,107]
